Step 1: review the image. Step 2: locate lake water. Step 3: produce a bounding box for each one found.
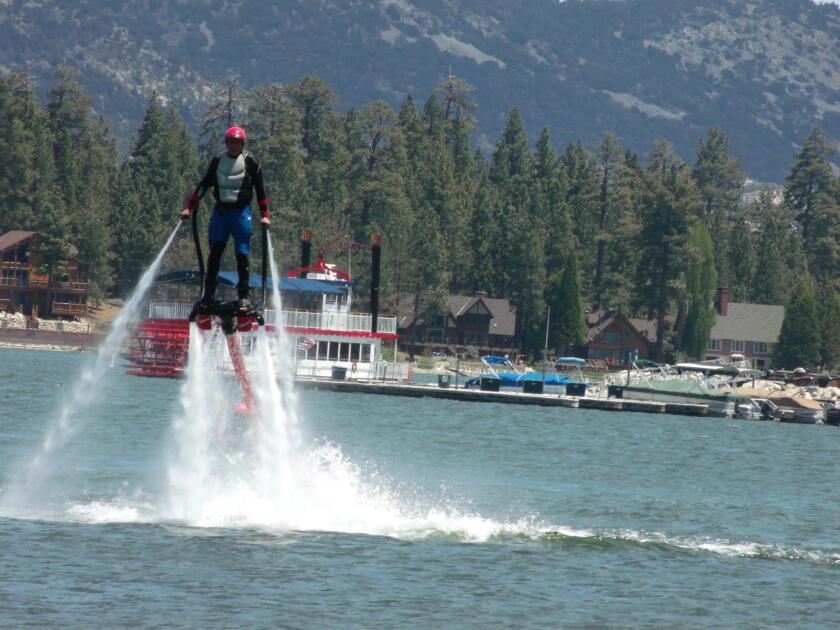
[1,346,839,628]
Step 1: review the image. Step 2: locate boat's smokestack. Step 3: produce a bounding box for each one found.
[370,233,382,333]
[300,229,313,278]
[716,287,729,316]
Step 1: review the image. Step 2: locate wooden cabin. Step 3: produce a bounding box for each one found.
[0,231,89,318]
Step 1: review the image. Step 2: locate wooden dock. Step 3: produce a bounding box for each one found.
[293,378,711,417]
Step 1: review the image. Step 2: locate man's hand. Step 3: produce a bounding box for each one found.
[180,208,190,221]
[260,216,271,227]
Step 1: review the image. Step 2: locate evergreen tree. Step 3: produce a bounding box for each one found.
[547,251,587,353]
[681,223,717,358]
[818,289,840,370]
[559,140,598,293]
[774,280,821,369]
[635,140,701,359]
[245,83,306,238]
[727,214,756,302]
[593,132,637,310]
[466,168,500,296]
[783,128,839,278]
[0,74,40,232]
[750,190,789,304]
[692,128,745,287]
[488,108,547,352]
[197,74,243,156]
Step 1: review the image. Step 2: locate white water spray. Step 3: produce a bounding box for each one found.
[2,222,183,512]
[163,232,506,537]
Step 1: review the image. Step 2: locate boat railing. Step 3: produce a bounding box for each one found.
[146,302,397,333]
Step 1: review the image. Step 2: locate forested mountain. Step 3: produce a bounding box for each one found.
[1,0,838,182]
[2,1,840,369]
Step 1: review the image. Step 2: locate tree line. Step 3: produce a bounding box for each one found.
[1,68,839,369]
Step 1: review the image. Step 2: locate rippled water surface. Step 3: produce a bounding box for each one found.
[1,347,839,628]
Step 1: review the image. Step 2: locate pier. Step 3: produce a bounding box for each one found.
[293,378,711,417]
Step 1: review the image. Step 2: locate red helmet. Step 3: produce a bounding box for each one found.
[225,126,247,143]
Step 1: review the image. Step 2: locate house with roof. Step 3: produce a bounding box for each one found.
[705,288,784,369]
[0,230,89,318]
[583,309,654,367]
[395,292,518,357]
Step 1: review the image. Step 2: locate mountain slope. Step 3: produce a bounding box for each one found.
[1,0,838,180]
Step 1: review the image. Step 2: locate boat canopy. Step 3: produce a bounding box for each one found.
[153,270,344,295]
[675,362,739,376]
[555,356,586,366]
[481,355,513,367]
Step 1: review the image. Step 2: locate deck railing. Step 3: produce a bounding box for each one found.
[52,302,88,316]
[147,302,397,334]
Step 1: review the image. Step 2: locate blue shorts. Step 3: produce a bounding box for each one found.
[209,205,252,256]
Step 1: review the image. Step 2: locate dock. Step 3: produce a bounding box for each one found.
[293,378,711,417]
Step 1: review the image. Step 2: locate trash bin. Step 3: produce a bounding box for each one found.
[480,377,500,392]
[522,380,544,394]
[331,366,347,380]
[565,382,587,397]
[437,374,451,389]
[607,385,624,399]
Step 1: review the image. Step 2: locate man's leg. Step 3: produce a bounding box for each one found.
[231,206,254,307]
[235,252,250,301]
[205,209,230,302]
[204,242,226,301]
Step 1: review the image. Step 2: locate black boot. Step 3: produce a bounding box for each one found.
[235,253,251,312]
[203,242,226,304]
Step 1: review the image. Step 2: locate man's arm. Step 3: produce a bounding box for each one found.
[181,158,217,220]
[250,156,270,226]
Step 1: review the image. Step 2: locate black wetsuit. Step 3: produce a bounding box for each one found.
[186,151,269,301]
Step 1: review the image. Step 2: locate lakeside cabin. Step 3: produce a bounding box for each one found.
[0,230,90,318]
[127,256,408,381]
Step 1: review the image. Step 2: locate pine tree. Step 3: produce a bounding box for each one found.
[818,289,840,370]
[559,140,599,294]
[466,168,500,296]
[727,215,756,302]
[635,140,702,359]
[750,190,789,304]
[681,223,717,358]
[783,128,839,278]
[774,280,821,369]
[548,251,587,353]
[692,128,745,287]
[0,74,40,232]
[245,82,306,240]
[197,73,243,156]
[593,132,637,310]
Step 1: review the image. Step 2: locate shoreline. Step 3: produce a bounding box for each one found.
[0,341,94,352]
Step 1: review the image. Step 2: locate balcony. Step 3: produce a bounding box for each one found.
[274,310,397,334]
[147,302,397,334]
[52,302,88,316]
[53,280,89,293]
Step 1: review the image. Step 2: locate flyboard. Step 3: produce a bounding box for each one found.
[186,209,268,415]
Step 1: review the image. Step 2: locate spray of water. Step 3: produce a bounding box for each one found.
[161,231,511,538]
[1,222,183,513]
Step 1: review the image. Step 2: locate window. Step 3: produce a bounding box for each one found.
[707,338,722,350]
[731,340,745,353]
[590,348,621,361]
[754,342,768,355]
[595,331,620,344]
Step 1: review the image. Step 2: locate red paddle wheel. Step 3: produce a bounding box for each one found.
[125,319,190,377]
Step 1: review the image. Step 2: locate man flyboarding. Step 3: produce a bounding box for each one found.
[181,126,270,314]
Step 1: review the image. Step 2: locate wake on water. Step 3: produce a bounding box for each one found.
[3,230,838,564]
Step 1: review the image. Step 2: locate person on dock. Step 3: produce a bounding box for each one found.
[181,126,270,313]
